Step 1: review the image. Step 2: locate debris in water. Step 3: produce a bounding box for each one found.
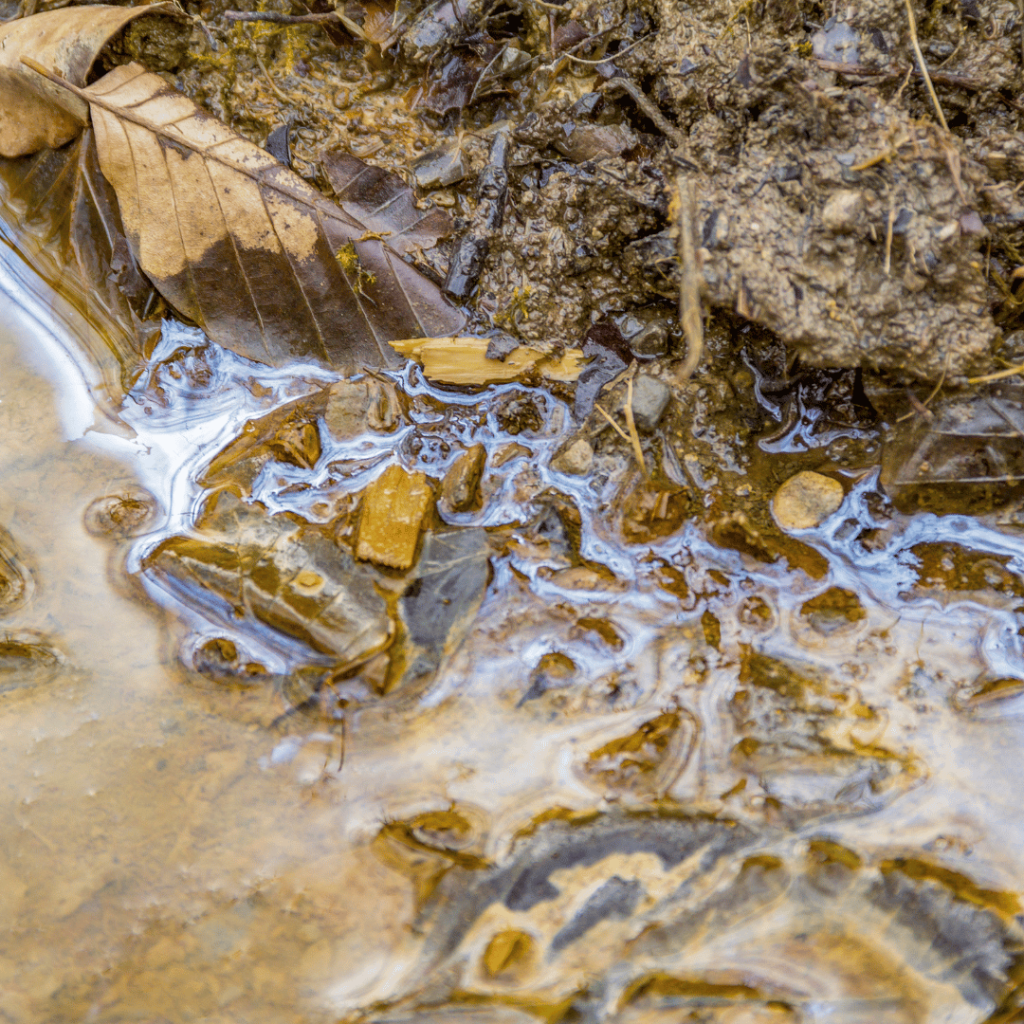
[880,382,1024,514]
[389,336,583,385]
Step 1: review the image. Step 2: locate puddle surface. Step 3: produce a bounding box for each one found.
[2,235,1024,1024]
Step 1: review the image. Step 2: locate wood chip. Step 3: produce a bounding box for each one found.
[389,336,584,385]
[356,464,433,569]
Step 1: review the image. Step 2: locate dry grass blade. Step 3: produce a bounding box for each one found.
[23,60,464,372]
[968,362,1024,384]
[596,404,631,442]
[0,4,179,158]
[674,171,704,381]
[904,0,948,131]
[624,375,648,478]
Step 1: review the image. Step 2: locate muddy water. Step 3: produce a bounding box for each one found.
[3,235,1024,1024]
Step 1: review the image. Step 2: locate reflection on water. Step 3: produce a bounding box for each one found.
[2,236,1024,1024]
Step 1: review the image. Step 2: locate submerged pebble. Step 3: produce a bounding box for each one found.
[772,471,844,530]
[83,489,158,538]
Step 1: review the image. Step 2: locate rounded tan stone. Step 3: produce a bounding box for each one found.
[772,471,844,530]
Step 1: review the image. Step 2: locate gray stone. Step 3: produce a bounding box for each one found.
[630,375,671,433]
[412,144,468,189]
[400,528,490,653]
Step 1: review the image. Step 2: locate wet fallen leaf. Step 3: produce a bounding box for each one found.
[23,60,465,372]
[321,150,453,255]
[0,128,159,387]
[390,336,584,385]
[0,4,177,158]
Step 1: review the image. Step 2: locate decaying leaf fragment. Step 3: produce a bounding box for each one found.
[0,4,177,158]
[391,336,584,385]
[321,150,453,256]
[357,464,434,570]
[22,59,465,372]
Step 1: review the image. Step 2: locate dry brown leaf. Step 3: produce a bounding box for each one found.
[29,61,465,372]
[0,4,177,158]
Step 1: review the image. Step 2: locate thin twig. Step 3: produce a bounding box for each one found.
[563,34,650,65]
[894,63,914,106]
[226,10,337,24]
[596,404,632,442]
[602,75,685,147]
[193,15,218,52]
[564,20,621,56]
[254,49,299,105]
[815,58,984,90]
[850,135,910,171]
[903,0,948,130]
[623,375,649,478]
[524,0,569,12]
[968,362,1024,384]
[896,351,950,421]
[884,203,895,276]
[224,8,370,41]
[675,171,703,381]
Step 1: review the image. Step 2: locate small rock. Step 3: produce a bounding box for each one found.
[629,322,669,359]
[84,490,158,538]
[811,19,859,63]
[401,529,490,651]
[959,210,986,236]
[324,379,398,441]
[772,471,844,530]
[0,632,63,694]
[412,144,468,189]
[552,438,594,476]
[492,442,531,467]
[555,123,638,163]
[821,190,864,234]
[442,444,486,511]
[630,375,671,433]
